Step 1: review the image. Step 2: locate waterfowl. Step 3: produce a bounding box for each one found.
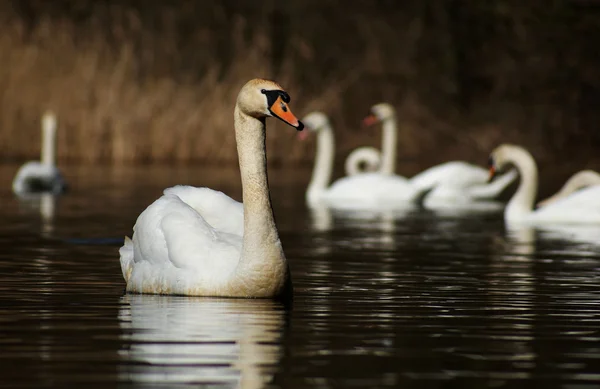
[12,111,67,195]
[301,111,429,209]
[361,103,517,206]
[489,144,600,224]
[119,79,303,299]
[537,170,600,208]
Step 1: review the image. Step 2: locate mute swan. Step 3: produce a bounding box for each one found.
[362,103,517,206]
[119,79,304,299]
[537,170,600,208]
[489,144,600,224]
[301,111,430,209]
[344,147,380,176]
[12,111,67,195]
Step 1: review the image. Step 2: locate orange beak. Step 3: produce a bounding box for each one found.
[362,114,379,127]
[269,96,304,131]
[488,166,496,183]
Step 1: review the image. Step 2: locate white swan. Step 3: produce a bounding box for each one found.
[12,111,67,195]
[489,144,600,224]
[301,111,429,209]
[344,147,380,176]
[361,103,517,206]
[537,170,600,208]
[119,79,304,298]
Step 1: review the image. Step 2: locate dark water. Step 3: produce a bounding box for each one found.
[1,165,599,389]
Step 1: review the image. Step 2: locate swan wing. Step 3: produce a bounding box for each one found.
[325,173,425,208]
[410,161,488,189]
[164,185,244,236]
[123,189,243,294]
[533,186,600,223]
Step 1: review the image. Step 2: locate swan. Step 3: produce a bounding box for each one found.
[537,170,600,208]
[119,78,304,299]
[12,111,67,195]
[301,111,430,209]
[344,147,380,176]
[489,144,600,224]
[361,103,517,205]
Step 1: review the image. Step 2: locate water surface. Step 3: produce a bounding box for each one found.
[0,165,599,388]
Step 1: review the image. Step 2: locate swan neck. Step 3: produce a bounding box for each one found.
[505,149,538,221]
[234,106,287,288]
[561,171,600,197]
[380,116,397,175]
[307,125,334,205]
[41,119,56,166]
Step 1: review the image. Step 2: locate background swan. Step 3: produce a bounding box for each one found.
[361,103,517,206]
[344,147,380,176]
[537,170,600,207]
[489,144,600,224]
[301,111,430,210]
[119,79,303,299]
[12,111,67,195]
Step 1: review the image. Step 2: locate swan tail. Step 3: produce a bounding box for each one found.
[119,236,134,283]
[469,168,518,200]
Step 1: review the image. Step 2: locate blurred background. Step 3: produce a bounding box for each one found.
[1,0,599,178]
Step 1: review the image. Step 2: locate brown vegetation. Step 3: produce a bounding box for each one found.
[1,0,599,173]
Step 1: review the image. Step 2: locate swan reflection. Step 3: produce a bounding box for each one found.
[118,295,286,388]
[16,192,57,235]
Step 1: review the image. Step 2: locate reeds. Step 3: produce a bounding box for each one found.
[0,1,599,168]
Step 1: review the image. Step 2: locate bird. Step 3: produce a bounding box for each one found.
[12,111,67,195]
[361,103,517,207]
[489,144,600,224]
[119,79,304,299]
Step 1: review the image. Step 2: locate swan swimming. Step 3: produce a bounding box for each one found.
[489,144,600,224]
[119,79,304,299]
[360,103,517,207]
[537,170,600,208]
[12,111,67,195]
[301,111,430,210]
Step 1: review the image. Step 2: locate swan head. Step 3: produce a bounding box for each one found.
[237,79,304,131]
[301,112,330,133]
[363,103,396,126]
[488,143,528,182]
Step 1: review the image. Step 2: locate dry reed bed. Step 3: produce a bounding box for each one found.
[0,1,599,172]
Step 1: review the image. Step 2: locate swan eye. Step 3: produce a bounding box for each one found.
[488,156,494,167]
[260,89,266,94]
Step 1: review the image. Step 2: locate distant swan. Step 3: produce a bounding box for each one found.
[537,170,600,208]
[489,144,600,224]
[344,147,380,176]
[119,79,304,299]
[301,111,430,209]
[12,111,66,195]
[361,103,517,206]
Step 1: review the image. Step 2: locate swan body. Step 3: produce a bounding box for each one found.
[120,78,304,299]
[344,147,380,176]
[302,111,429,209]
[362,103,517,205]
[12,112,66,195]
[489,144,600,224]
[537,170,600,208]
[410,162,518,206]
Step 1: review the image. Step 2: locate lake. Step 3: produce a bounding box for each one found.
[0,164,599,388]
